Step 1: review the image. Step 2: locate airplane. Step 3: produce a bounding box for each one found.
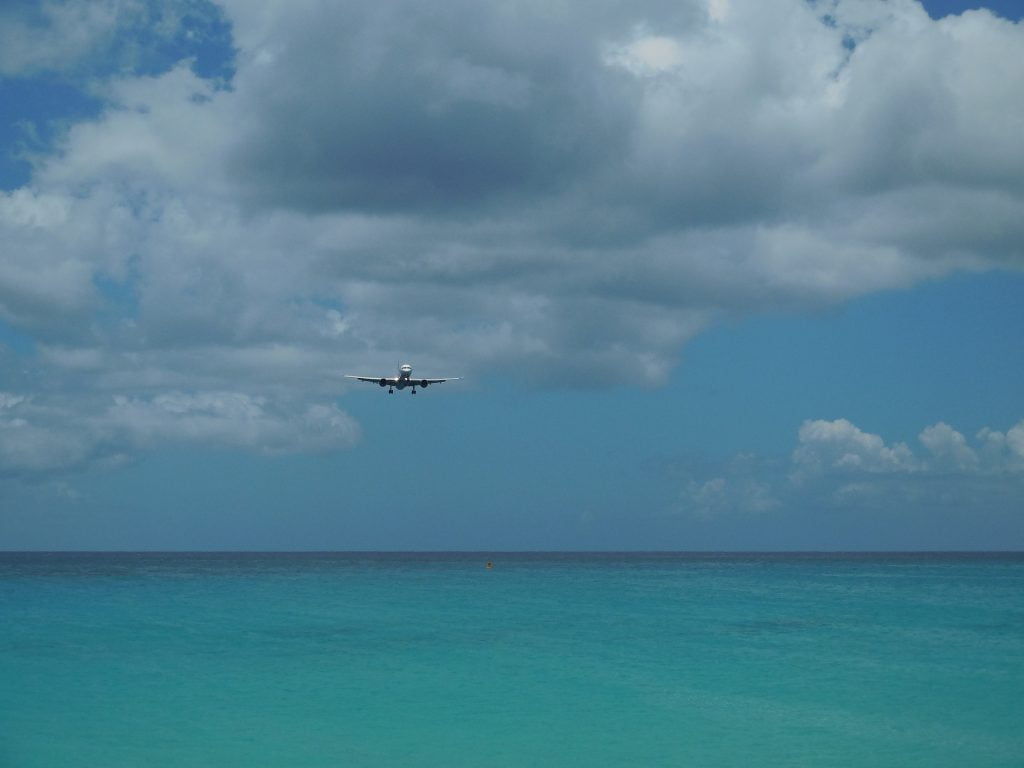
[344,363,460,394]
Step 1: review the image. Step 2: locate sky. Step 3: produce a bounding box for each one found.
[0,0,1022,551]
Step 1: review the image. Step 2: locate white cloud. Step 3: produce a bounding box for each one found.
[0,394,98,475]
[38,65,232,192]
[918,422,979,472]
[0,417,96,475]
[0,187,128,331]
[0,390,359,478]
[793,418,1024,480]
[793,419,918,478]
[680,416,1024,518]
[0,393,25,410]
[791,416,1024,512]
[683,473,780,517]
[676,452,783,517]
[0,0,127,76]
[977,421,1024,474]
[106,392,360,454]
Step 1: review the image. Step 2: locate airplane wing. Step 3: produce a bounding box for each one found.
[418,377,460,384]
[345,375,397,384]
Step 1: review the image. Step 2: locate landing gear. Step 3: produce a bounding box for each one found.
[388,388,394,394]
[411,388,417,395]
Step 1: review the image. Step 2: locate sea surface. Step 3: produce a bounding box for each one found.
[1,552,1022,767]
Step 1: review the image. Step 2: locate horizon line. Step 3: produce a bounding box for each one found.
[2,549,1022,555]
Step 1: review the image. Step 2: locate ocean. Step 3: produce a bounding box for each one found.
[1,552,1022,767]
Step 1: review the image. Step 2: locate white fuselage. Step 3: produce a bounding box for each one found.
[394,363,414,389]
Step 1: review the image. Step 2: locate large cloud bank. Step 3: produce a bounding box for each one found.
[1,0,1022,475]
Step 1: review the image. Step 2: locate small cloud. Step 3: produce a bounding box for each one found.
[918,422,979,472]
[323,309,350,338]
[976,421,1024,474]
[792,418,918,481]
[0,392,26,409]
[685,476,728,517]
[679,455,781,518]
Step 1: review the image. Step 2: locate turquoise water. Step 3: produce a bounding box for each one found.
[2,553,1022,767]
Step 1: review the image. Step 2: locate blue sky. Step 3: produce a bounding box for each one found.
[1,0,1022,550]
